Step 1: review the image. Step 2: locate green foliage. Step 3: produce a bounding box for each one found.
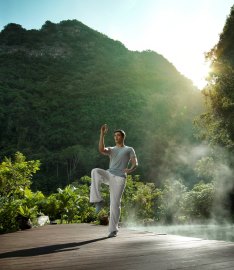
[182,182,215,221]
[121,177,218,225]
[0,152,40,233]
[196,5,234,150]
[17,204,37,219]
[194,156,216,181]
[42,194,60,221]
[56,185,80,223]
[0,197,21,233]
[157,179,187,224]
[195,5,234,216]
[0,19,203,192]
[0,152,40,197]
[0,167,222,233]
[122,176,161,223]
[56,185,92,223]
[97,208,109,225]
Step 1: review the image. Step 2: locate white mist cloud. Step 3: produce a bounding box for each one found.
[177,143,210,166]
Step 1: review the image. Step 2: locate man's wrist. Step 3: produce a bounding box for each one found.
[127,166,136,173]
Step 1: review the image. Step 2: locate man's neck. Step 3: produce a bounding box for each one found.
[116,143,124,148]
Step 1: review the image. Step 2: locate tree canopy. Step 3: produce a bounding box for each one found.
[197,5,234,151]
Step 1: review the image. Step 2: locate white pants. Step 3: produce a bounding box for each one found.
[90,168,126,233]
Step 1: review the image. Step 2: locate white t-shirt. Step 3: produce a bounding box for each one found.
[106,146,136,178]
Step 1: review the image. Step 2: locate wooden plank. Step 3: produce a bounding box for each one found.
[0,224,234,270]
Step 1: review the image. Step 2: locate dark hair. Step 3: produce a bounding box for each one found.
[114,129,126,139]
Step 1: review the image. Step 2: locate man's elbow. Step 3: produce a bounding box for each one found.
[133,161,138,170]
[135,159,139,167]
[99,148,106,155]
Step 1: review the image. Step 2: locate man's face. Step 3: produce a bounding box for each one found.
[114,132,124,144]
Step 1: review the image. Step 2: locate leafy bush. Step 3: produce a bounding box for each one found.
[157,179,187,224]
[0,197,21,233]
[182,182,215,221]
[0,152,40,233]
[0,152,40,198]
[42,194,60,221]
[121,176,162,224]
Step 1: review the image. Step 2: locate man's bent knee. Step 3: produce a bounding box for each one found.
[91,168,97,174]
[91,168,101,176]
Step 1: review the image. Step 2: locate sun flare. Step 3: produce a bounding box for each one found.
[190,61,211,90]
[177,59,211,90]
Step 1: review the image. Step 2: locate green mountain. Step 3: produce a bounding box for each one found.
[0,20,203,193]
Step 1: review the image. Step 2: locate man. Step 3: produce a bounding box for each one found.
[90,124,138,238]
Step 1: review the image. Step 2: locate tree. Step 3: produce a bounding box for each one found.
[196,5,234,150]
[195,5,234,217]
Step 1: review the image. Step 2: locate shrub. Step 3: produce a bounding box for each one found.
[182,182,215,220]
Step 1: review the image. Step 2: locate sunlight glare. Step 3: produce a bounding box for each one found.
[125,1,217,91]
[180,60,211,90]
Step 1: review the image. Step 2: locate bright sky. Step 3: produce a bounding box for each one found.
[0,0,233,89]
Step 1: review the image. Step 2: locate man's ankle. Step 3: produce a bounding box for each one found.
[95,200,104,213]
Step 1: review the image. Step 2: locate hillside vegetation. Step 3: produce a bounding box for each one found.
[0,20,203,193]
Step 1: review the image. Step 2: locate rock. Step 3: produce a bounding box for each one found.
[37,215,50,226]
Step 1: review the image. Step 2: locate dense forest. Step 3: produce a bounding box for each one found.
[0,19,203,193]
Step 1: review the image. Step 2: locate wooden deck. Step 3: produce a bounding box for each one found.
[1,223,234,270]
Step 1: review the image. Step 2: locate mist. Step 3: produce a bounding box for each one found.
[124,142,234,242]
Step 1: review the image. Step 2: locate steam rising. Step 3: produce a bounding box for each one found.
[125,143,234,242]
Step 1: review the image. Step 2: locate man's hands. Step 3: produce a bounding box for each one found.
[124,167,137,174]
[101,124,108,135]
[99,124,110,155]
[124,168,133,174]
[124,157,138,174]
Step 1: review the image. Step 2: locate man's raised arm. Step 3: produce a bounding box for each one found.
[99,124,110,155]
